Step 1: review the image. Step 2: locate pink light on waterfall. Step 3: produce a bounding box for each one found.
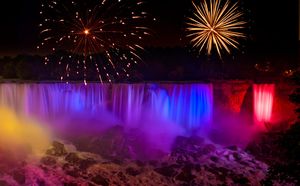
[253,84,275,124]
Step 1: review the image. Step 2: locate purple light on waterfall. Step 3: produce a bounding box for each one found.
[0,83,213,132]
[0,83,107,119]
[111,84,145,126]
[148,86,171,120]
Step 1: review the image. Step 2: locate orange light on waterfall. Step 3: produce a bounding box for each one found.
[0,107,51,156]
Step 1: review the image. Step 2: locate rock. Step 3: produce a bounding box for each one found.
[46,141,67,156]
[36,179,46,186]
[41,156,56,166]
[111,159,123,165]
[125,167,141,176]
[135,160,146,167]
[240,161,249,167]
[205,165,218,175]
[228,154,235,161]
[63,182,78,186]
[12,170,26,184]
[148,160,158,167]
[172,136,190,150]
[194,164,202,171]
[198,144,216,156]
[0,130,273,185]
[62,163,72,170]
[227,145,238,151]
[175,154,189,164]
[63,162,81,177]
[65,152,81,164]
[94,126,127,158]
[232,174,250,185]
[117,172,127,182]
[91,175,109,186]
[161,162,168,167]
[233,152,242,161]
[154,165,178,177]
[210,156,219,162]
[175,164,196,183]
[66,169,80,177]
[79,158,97,170]
[189,136,205,146]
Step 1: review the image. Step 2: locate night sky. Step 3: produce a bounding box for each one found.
[0,0,298,56]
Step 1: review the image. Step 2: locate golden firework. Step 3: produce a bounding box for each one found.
[186,0,246,58]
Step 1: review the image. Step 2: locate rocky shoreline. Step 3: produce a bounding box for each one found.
[0,133,268,186]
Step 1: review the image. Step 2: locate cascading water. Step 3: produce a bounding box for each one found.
[148,84,171,120]
[148,84,213,130]
[0,83,214,132]
[111,84,145,126]
[253,84,275,129]
[0,82,285,150]
[0,83,107,119]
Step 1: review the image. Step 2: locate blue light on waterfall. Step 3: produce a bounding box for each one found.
[169,84,213,129]
[159,90,171,120]
[149,87,171,120]
[148,84,213,130]
[68,92,84,112]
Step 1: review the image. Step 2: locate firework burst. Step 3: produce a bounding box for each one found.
[38,0,152,83]
[186,0,246,58]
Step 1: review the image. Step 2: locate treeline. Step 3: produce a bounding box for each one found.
[0,47,297,82]
[0,55,50,80]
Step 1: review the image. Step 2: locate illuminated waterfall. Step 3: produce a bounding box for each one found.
[148,85,171,120]
[169,84,213,129]
[111,84,145,126]
[148,84,213,129]
[253,84,275,126]
[0,83,107,119]
[0,83,214,131]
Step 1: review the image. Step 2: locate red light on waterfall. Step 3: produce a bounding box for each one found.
[253,84,275,123]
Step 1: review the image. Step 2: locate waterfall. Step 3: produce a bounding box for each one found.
[167,84,213,129]
[147,84,213,130]
[0,83,107,119]
[111,84,145,127]
[0,83,214,131]
[253,84,275,129]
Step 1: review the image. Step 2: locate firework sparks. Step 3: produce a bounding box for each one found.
[38,0,152,83]
[186,0,246,58]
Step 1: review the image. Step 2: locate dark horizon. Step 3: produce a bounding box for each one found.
[0,0,299,57]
